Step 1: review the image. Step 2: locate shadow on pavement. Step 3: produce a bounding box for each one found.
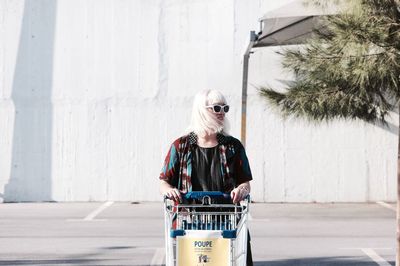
[0,259,104,265]
[2,257,392,266]
[254,256,394,266]
[0,260,151,266]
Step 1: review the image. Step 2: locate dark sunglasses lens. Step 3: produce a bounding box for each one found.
[213,106,222,113]
[223,105,229,113]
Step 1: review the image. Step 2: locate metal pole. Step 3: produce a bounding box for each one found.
[240,31,257,148]
[397,103,400,266]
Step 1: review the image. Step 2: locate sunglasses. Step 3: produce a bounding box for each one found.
[206,104,230,113]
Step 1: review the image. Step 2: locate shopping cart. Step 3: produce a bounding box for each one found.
[164,191,250,266]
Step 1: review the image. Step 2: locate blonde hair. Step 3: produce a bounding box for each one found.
[187,89,230,137]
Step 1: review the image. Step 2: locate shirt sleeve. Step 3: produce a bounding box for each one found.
[234,141,253,185]
[159,142,180,186]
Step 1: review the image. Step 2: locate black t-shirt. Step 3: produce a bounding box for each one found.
[191,145,223,192]
[160,132,253,194]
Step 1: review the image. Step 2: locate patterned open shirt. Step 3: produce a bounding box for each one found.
[159,132,252,193]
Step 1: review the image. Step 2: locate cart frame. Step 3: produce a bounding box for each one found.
[163,191,250,266]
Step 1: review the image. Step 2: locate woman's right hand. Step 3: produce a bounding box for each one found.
[160,180,182,203]
[164,187,182,203]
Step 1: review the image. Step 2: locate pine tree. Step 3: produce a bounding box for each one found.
[260,0,400,264]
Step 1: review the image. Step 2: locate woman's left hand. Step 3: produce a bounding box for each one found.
[230,186,249,203]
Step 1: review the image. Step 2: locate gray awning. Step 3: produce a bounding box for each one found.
[253,0,338,47]
[240,0,339,146]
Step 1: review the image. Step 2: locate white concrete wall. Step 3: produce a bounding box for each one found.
[0,0,397,202]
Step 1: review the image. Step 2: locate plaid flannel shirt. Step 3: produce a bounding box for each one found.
[159,132,252,193]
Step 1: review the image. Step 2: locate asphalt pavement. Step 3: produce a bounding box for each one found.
[0,201,395,265]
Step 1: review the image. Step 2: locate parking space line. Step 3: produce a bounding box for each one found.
[248,213,253,221]
[376,201,396,212]
[361,248,391,266]
[247,213,270,222]
[150,247,165,265]
[340,248,392,250]
[84,201,114,221]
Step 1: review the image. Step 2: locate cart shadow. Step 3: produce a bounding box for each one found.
[0,260,151,266]
[254,256,394,266]
[0,246,140,265]
[0,259,105,265]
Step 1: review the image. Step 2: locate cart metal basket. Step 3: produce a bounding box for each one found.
[164,191,250,266]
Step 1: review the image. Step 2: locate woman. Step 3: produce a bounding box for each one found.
[159,89,253,265]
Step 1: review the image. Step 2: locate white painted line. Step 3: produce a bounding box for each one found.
[339,247,392,250]
[249,218,270,222]
[376,201,396,212]
[361,248,392,266]
[248,212,270,222]
[67,219,107,222]
[84,201,114,221]
[150,247,165,266]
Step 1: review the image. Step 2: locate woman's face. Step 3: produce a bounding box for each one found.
[207,102,228,121]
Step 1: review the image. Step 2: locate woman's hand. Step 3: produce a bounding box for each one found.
[160,181,182,203]
[164,187,182,203]
[230,183,250,203]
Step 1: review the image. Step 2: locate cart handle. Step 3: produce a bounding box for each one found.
[163,191,250,202]
[184,191,230,200]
